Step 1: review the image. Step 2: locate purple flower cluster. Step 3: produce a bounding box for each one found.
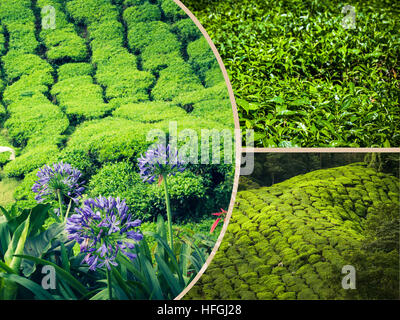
[66,196,142,271]
[32,162,85,204]
[138,143,185,184]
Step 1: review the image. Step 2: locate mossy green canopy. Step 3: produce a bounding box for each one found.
[185,163,400,300]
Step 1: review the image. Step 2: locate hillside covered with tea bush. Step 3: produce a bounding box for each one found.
[185,163,400,299]
[0,0,234,221]
[183,0,400,147]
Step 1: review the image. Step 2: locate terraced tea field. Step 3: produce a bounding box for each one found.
[185,163,400,299]
[0,0,234,217]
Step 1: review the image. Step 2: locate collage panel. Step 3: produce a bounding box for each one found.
[183,0,400,148]
[183,152,400,300]
[0,0,238,300]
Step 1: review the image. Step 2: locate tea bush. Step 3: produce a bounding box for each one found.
[51,76,112,121]
[88,161,207,221]
[113,101,187,122]
[183,0,400,147]
[185,163,400,299]
[38,0,89,62]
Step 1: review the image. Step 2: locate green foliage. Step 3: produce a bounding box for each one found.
[185,164,400,300]
[123,3,161,23]
[187,37,222,87]
[6,22,38,54]
[335,202,399,299]
[2,51,54,83]
[5,102,69,147]
[151,63,203,101]
[51,76,113,121]
[159,0,187,21]
[66,0,119,25]
[185,0,400,147]
[113,101,187,123]
[88,161,206,221]
[171,19,201,44]
[3,144,59,178]
[61,117,152,168]
[57,63,94,81]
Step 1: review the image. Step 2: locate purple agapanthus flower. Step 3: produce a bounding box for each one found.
[138,143,185,184]
[65,196,143,271]
[32,162,85,205]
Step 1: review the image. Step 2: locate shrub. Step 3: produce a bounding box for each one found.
[159,0,187,22]
[4,101,69,147]
[173,82,230,106]
[151,63,203,101]
[187,37,221,86]
[3,144,59,178]
[62,117,155,167]
[66,0,119,25]
[2,73,54,106]
[6,22,38,53]
[0,0,35,25]
[51,76,112,121]
[87,20,124,46]
[126,21,173,52]
[171,19,201,43]
[88,161,206,221]
[57,63,94,81]
[113,101,187,122]
[41,27,88,62]
[190,99,234,127]
[2,51,54,83]
[123,3,161,24]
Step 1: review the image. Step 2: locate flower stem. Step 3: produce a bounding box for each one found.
[106,268,112,300]
[162,174,174,251]
[64,199,72,223]
[57,190,63,219]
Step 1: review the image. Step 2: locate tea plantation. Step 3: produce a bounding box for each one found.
[183,0,400,147]
[0,0,234,221]
[185,163,400,299]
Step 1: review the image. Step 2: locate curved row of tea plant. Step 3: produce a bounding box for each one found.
[185,163,400,299]
[184,0,400,147]
[0,0,235,221]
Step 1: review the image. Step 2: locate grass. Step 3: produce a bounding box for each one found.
[0,173,21,207]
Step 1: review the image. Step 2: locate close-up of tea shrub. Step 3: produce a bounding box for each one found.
[185,162,400,299]
[183,0,400,147]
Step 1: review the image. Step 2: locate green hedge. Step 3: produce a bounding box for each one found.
[171,18,201,43]
[3,144,59,178]
[57,63,94,81]
[159,0,187,22]
[2,51,54,83]
[6,22,38,54]
[126,21,173,52]
[187,37,221,86]
[61,117,154,169]
[66,0,119,25]
[0,0,35,25]
[2,72,54,106]
[4,101,69,147]
[88,161,206,221]
[185,163,400,300]
[51,76,113,121]
[151,63,203,101]
[113,101,187,122]
[123,3,161,24]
